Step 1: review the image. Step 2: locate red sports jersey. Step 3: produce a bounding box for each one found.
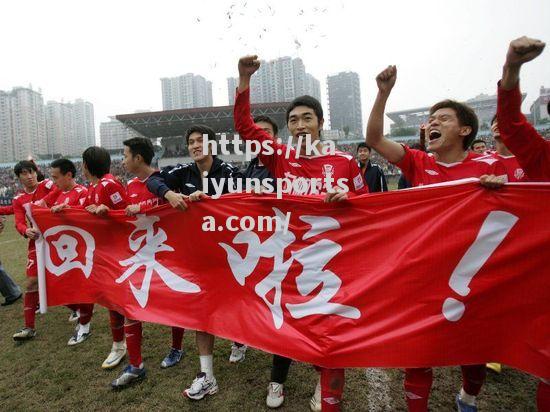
[497,83,550,181]
[491,154,527,182]
[127,175,164,211]
[12,179,58,237]
[51,184,88,207]
[0,205,13,215]
[394,146,508,187]
[84,174,127,210]
[234,88,368,195]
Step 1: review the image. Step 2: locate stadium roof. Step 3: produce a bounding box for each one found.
[387,93,527,125]
[116,102,289,138]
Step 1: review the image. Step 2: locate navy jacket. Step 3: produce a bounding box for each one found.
[147,157,242,198]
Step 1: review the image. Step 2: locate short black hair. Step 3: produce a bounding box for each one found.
[50,158,76,178]
[471,139,486,147]
[253,115,279,136]
[185,124,216,145]
[491,114,497,125]
[286,95,324,124]
[357,142,371,152]
[123,137,154,165]
[82,146,111,178]
[14,160,38,177]
[429,100,479,150]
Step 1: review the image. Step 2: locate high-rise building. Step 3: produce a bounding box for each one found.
[0,87,48,162]
[305,73,321,103]
[161,73,213,110]
[73,99,96,149]
[227,77,239,105]
[0,86,95,162]
[45,99,96,156]
[530,86,550,125]
[45,101,74,156]
[226,57,320,104]
[100,117,138,151]
[0,91,14,163]
[327,72,363,137]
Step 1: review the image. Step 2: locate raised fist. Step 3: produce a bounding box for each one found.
[376,65,397,95]
[505,36,545,67]
[238,55,261,78]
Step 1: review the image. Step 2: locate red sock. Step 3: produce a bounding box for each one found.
[404,368,433,412]
[79,304,94,325]
[109,310,125,342]
[125,321,143,367]
[537,380,550,412]
[320,367,344,411]
[171,327,184,350]
[24,291,39,329]
[461,364,486,396]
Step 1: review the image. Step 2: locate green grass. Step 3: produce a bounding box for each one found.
[0,215,537,411]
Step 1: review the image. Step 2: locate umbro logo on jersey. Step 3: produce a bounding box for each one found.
[289,162,302,167]
[425,169,439,176]
[130,194,138,197]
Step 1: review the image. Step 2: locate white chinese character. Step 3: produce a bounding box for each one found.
[43,225,95,278]
[117,214,200,308]
[220,208,360,329]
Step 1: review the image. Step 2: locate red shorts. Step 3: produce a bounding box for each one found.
[26,246,37,277]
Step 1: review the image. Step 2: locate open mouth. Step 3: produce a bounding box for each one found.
[429,130,442,141]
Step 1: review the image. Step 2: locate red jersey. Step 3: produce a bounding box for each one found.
[127,175,164,211]
[84,174,127,210]
[0,205,13,215]
[234,88,368,195]
[49,184,88,207]
[12,179,58,237]
[497,83,550,181]
[491,154,527,182]
[394,146,508,187]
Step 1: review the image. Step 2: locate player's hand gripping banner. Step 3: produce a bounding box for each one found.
[31,180,549,378]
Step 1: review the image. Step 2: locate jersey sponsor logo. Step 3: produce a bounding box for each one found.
[514,168,525,180]
[353,174,364,190]
[425,169,439,176]
[110,192,123,204]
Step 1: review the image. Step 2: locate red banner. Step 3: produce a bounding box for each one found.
[31,180,550,378]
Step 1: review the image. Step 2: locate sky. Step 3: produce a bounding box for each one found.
[0,0,548,142]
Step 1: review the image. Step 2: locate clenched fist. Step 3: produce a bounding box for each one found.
[505,36,545,68]
[238,55,261,79]
[376,65,397,95]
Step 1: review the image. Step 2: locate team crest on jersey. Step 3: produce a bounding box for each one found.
[514,168,524,180]
[322,164,334,178]
[353,174,364,190]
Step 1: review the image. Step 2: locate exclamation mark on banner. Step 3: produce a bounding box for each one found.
[442,211,518,322]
